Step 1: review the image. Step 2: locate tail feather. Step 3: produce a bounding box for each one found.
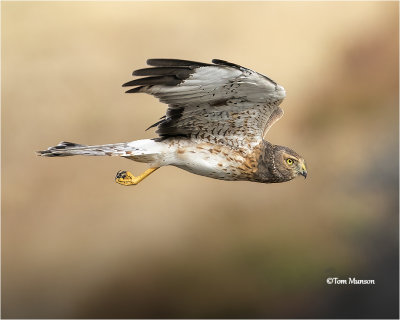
[37,139,168,164]
[37,141,131,157]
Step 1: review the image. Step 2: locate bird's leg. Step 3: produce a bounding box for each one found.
[115,167,159,186]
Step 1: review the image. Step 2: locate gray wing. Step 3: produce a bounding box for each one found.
[123,59,286,149]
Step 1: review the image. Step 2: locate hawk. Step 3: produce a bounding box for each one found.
[38,59,307,185]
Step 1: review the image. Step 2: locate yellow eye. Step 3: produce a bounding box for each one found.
[286,158,294,165]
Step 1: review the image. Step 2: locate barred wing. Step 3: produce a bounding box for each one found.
[123,59,286,148]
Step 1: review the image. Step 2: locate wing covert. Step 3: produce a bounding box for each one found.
[123,59,286,149]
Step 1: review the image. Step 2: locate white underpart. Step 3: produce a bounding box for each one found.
[126,139,241,180]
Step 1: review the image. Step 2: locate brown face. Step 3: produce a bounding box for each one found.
[274,147,307,181]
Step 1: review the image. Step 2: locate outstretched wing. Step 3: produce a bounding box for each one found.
[123,59,286,149]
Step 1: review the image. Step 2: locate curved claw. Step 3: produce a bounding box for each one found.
[115,170,137,186]
[115,167,160,186]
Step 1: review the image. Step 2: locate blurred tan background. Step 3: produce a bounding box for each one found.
[2,2,398,318]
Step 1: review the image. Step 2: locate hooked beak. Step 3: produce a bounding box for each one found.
[299,162,307,179]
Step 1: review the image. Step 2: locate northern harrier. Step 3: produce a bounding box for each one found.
[38,59,307,185]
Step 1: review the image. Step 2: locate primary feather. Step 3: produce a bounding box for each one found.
[122,58,286,150]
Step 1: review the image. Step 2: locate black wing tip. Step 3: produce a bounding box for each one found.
[122,79,144,87]
[212,59,228,64]
[123,75,182,88]
[125,86,144,93]
[146,58,243,69]
[212,59,246,70]
[125,61,206,91]
[132,66,193,77]
[146,58,211,67]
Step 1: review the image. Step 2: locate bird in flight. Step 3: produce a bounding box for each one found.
[38,58,307,185]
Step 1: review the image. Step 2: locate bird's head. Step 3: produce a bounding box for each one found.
[271,145,307,181]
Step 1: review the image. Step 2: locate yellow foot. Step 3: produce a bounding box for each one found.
[115,167,159,186]
[115,170,138,186]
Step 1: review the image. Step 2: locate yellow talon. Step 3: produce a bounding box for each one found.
[115,167,159,186]
[115,170,137,186]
